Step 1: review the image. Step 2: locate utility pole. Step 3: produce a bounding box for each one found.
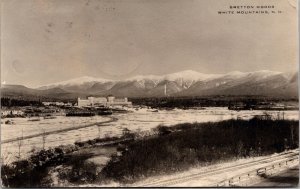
[98,126,101,139]
[42,129,46,150]
[291,125,294,147]
[17,128,24,159]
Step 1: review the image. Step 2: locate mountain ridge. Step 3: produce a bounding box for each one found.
[1,70,298,99]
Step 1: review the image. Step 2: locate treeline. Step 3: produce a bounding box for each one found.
[1,147,72,187]
[1,98,43,107]
[1,134,135,187]
[130,96,296,109]
[1,97,77,107]
[101,118,299,183]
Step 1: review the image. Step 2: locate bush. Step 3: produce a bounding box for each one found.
[154,125,172,136]
[1,146,69,187]
[101,118,299,183]
[60,153,96,183]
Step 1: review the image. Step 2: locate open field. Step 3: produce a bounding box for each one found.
[2,117,117,143]
[1,116,110,141]
[1,108,298,164]
[1,112,299,187]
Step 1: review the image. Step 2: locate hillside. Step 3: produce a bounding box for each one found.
[1,70,298,99]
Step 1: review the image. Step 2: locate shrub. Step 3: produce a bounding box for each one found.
[101,118,299,183]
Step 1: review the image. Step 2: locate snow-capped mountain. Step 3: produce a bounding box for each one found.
[130,70,221,90]
[39,76,110,90]
[178,70,297,97]
[5,70,297,99]
[128,70,218,82]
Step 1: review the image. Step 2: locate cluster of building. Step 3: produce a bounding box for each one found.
[1,96,132,118]
[1,106,63,118]
[1,109,24,117]
[42,102,72,106]
[77,96,132,108]
[228,102,298,111]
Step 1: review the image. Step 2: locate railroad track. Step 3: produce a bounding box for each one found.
[1,117,118,144]
[136,150,299,187]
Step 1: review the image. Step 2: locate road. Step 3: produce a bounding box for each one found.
[134,150,299,187]
[251,166,299,187]
[1,116,118,144]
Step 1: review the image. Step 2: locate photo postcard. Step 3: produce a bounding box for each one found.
[0,0,299,187]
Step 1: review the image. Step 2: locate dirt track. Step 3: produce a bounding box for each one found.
[135,150,299,187]
[1,116,118,144]
[251,166,299,187]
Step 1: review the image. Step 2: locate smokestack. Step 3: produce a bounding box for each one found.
[164,84,167,96]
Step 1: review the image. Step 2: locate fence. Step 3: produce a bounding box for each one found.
[216,157,299,187]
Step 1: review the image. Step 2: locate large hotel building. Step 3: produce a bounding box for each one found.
[77,96,132,107]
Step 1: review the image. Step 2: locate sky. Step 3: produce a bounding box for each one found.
[1,0,298,88]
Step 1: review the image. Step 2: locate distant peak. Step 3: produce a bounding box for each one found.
[38,70,290,89]
[251,70,282,74]
[225,70,283,78]
[127,70,217,82]
[72,76,107,81]
[40,76,110,88]
[226,71,244,75]
[127,74,162,81]
[175,70,200,74]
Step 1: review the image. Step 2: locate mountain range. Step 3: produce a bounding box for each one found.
[1,70,298,100]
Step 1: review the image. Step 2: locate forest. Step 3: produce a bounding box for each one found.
[130,96,297,109]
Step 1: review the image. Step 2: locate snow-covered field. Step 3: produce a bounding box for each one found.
[1,116,110,141]
[1,107,298,164]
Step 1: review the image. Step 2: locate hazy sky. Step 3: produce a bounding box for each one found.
[1,0,298,87]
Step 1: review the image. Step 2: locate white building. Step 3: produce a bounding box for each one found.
[77,96,132,107]
[1,110,24,116]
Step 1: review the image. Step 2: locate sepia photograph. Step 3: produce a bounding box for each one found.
[0,0,299,187]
